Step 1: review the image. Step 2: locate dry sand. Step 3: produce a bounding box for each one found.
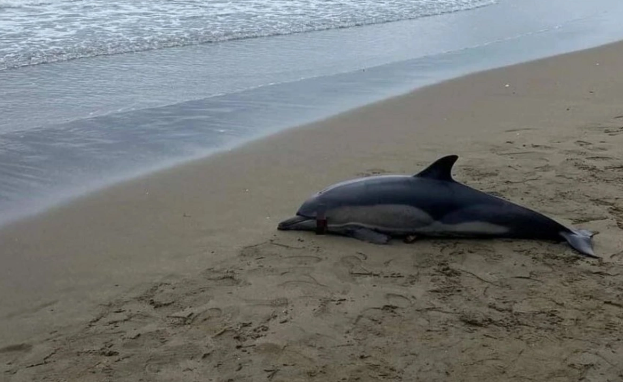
[2,41,623,381]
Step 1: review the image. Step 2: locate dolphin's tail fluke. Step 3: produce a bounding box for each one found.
[560,229,597,258]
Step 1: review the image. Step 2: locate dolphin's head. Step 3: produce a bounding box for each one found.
[278,194,325,231]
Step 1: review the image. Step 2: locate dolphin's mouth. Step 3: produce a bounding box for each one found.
[277,215,313,230]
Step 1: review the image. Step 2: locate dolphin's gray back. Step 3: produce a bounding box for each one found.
[298,175,568,240]
[313,175,461,216]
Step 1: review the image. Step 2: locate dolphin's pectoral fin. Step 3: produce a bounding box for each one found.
[560,229,598,258]
[345,227,391,245]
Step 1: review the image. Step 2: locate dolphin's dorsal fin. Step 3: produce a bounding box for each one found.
[414,155,458,181]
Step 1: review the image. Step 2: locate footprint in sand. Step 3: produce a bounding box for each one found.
[279,255,323,266]
[201,268,243,287]
[278,274,327,289]
[575,140,608,152]
[585,155,614,161]
[604,127,623,136]
[143,343,204,374]
[339,255,377,278]
[0,344,33,353]
[385,293,413,308]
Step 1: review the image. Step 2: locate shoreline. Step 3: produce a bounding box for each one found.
[3,40,623,380]
[2,36,623,232]
[3,0,623,229]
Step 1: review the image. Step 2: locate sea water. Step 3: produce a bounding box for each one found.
[1,0,623,226]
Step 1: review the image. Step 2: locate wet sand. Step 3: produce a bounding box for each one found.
[2,41,623,381]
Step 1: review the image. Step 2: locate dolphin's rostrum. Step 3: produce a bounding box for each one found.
[278,155,596,257]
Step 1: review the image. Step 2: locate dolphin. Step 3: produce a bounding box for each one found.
[277,155,596,257]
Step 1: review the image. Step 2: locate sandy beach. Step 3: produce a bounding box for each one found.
[2,40,623,381]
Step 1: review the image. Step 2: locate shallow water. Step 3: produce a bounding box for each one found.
[0,0,495,71]
[1,0,623,226]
